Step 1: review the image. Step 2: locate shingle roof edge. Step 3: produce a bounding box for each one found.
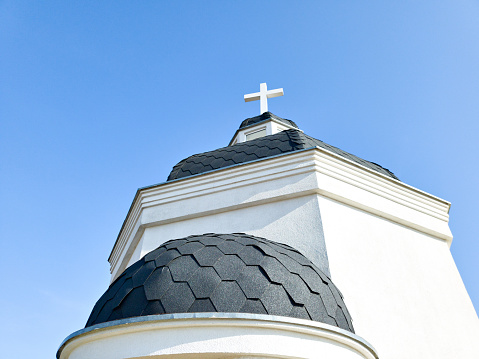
[168,129,399,182]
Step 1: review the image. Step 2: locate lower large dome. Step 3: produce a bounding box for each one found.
[86,233,354,332]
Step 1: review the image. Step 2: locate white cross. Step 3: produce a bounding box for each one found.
[244,83,284,114]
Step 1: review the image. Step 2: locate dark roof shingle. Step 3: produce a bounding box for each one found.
[167,129,398,181]
[86,233,355,332]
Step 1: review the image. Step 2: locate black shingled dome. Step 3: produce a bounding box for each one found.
[86,233,354,332]
[167,125,398,181]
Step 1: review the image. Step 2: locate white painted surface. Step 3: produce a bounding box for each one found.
[112,150,323,278]
[58,314,377,359]
[320,196,479,359]
[244,82,284,114]
[111,148,452,280]
[245,127,267,141]
[228,117,299,145]
[137,194,329,275]
[103,142,479,358]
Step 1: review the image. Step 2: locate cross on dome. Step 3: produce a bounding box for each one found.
[244,83,284,114]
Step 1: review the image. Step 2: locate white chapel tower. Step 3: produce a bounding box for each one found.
[58,84,479,359]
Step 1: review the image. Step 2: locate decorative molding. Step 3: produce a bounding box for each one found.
[109,147,452,280]
[58,313,378,359]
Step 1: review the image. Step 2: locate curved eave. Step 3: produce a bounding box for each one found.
[58,313,378,359]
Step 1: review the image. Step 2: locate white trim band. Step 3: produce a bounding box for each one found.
[58,313,378,359]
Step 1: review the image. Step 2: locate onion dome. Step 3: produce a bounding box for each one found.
[86,233,354,332]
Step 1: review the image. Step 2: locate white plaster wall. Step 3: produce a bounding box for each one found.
[110,149,452,281]
[127,235,143,267]
[319,196,479,359]
[110,152,321,279]
[131,195,330,275]
[107,148,478,358]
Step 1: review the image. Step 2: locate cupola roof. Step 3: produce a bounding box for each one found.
[167,118,398,182]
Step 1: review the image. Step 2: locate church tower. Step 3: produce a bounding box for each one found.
[58,84,479,359]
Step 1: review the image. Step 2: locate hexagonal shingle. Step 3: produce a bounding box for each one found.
[141,300,166,316]
[232,236,256,246]
[289,305,310,320]
[231,152,248,163]
[177,241,204,255]
[260,283,293,316]
[121,259,145,278]
[119,287,148,318]
[165,239,187,250]
[199,235,225,246]
[298,265,323,294]
[143,246,167,262]
[109,278,133,308]
[160,282,195,313]
[304,293,329,323]
[210,158,224,169]
[168,255,199,282]
[275,252,304,275]
[144,267,173,301]
[103,275,127,301]
[282,273,310,305]
[188,266,221,299]
[217,240,244,254]
[89,299,115,326]
[236,266,270,299]
[237,245,264,265]
[253,242,277,257]
[131,260,156,288]
[107,307,124,322]
[318,283,340,318]
[259,256,290,284]
[255,146,271,158]
[213,254,247,281]
[335,307,350,330]
[188,163,205,174]
[155,249,181,267]
[284,250,311,266]
[210,281,246,312]
[240,299,267,315]
[193,246,223,266]
[188,298,216,312]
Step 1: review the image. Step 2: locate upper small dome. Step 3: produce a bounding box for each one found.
[86,233,354,332]
[166,114,398,182]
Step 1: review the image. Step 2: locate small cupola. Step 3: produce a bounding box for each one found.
[230,83,301,145]
[229,111,301,145]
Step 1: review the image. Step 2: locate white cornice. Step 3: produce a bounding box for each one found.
[58,313,378,359]
[109,147,452,280]
[109,150,318,274]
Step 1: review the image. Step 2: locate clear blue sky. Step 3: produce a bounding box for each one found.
[1,1,478,358]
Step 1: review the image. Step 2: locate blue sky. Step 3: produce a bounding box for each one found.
[1,1,478,358]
